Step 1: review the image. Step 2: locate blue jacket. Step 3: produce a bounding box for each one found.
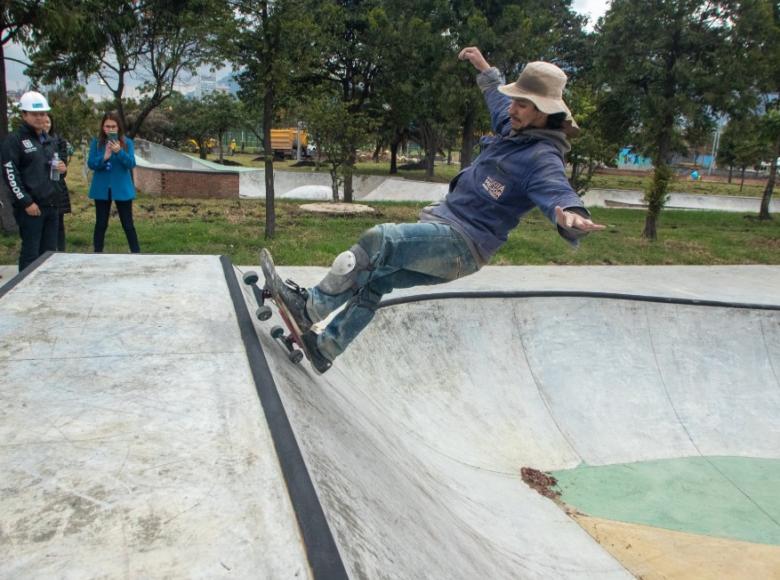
[88,137,137,201]
[422,68,588,264]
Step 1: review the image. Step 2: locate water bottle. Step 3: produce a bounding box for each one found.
[50,152,60,181]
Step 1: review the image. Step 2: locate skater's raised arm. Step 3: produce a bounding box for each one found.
[458,46,491,72]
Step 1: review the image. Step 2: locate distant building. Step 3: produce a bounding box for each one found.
[198,74,217,98]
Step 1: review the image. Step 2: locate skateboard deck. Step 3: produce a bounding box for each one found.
[242,249,314,367]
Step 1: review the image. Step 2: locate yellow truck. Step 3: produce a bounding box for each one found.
[270,128,308,159]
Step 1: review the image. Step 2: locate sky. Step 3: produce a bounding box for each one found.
[573,0,611,27]
[4,0,611,96]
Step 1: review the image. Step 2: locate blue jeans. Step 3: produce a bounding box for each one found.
[13,205,59,271]
[309,222,479,360]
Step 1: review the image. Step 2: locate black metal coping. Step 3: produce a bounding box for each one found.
[0,251,53,300]
[220,256,348,580]
[379,290,780,311]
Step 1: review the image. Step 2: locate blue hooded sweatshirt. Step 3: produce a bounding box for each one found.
[421,67,589,265]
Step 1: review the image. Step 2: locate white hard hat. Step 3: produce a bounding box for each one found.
[19,91,51,112]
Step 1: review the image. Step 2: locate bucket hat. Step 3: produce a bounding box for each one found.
[498,62,579,136]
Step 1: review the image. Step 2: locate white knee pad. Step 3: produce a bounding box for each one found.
[318,245,369,295]
[331,250,357,276]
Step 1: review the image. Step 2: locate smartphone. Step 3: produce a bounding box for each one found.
[108,132,118,142]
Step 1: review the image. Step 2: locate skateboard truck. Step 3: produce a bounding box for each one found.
[242,270,273,321]
[242,270,305,364]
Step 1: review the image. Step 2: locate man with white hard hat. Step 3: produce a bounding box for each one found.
[1,91,66,271]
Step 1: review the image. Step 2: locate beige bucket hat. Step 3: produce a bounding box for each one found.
[498,62,579,136]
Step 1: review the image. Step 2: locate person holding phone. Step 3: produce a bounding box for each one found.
[87,111,140,253]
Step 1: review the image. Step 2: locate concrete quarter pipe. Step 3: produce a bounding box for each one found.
[1,254,778,578]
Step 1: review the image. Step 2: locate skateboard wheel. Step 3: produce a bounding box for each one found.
[242,271,259,285]
[256,305,272,321]
[289,350,304,364]
[270,325,285,339]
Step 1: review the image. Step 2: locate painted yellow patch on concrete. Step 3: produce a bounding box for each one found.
[575,515,780,579]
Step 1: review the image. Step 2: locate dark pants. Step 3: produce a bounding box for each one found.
[13,204,59,271]
[57,213,66,252]
[93,191,140,253]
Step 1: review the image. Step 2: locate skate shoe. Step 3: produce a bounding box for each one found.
[275,278,314,335]
[301,331,333,374]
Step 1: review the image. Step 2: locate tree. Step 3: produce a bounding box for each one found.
[594,0,736,240]
[370,0,454,175]
[173,96,216,159]
[0,1,47,234]
[306,96,376,201]
[566,82,620,195]
[203,92,242,163]
[47,84,99,148]
[759,108,780,219]
[233,0,315,238]
[683,113,716,167]
[450,0,588,169]
[732,0,779,219]
[0,1,47,139]
[303,0,389,201]
[25,0,229,137]
[717,115,765,189]
[379,1,456,178]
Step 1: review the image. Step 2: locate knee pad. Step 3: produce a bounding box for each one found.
[319,244,370,295]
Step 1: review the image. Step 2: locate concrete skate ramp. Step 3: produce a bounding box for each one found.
[3,254,779,579]
[0,254,329,579]
[257,290,780,578]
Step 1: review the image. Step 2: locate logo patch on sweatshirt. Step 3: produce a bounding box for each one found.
[22,139,36,153]
[482,176,506,200]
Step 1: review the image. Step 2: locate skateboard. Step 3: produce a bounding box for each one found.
[242,249,310,366]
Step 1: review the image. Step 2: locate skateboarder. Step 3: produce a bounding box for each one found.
[273,46,605,373]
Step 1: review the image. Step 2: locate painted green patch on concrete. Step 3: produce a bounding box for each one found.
[552,457,780,546]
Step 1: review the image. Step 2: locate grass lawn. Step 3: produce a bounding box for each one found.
[2,153,776,266]
[2,190,777,267]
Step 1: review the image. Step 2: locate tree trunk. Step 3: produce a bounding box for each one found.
[728,165,733,184]
[129,92,167,138]
[218,131,225,163]
[425,143,435,178]
[643,44,678,241]
[343,151,355,203]
[740,166,746,192]
[460,106,475,169]
[329,167,340,202]
[759,141,778,220]
[642,161,672,241]
[389,139,399,174]
[569,160,581,191]
[263,86,275,239]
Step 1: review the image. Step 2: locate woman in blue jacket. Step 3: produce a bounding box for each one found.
[88,112,140,253]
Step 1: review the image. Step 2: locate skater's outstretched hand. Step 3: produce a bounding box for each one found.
[458,46,491,73]
[555,206,606,232]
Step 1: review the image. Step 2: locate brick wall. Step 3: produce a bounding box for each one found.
[134,167,239,199]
